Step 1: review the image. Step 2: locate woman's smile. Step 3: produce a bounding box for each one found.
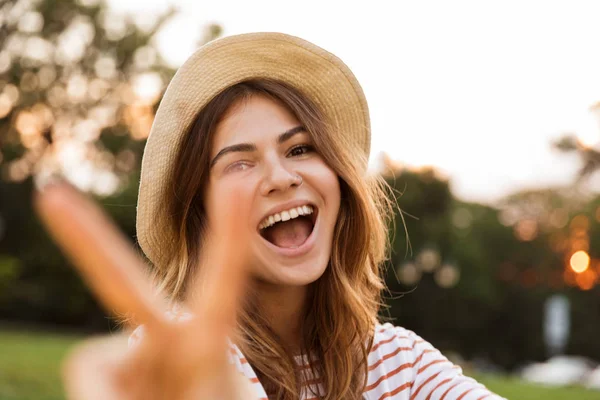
[258,201,316,247]
[258,200,319,257]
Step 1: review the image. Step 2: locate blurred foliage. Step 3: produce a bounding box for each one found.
[1,0,178,184]
[0,0,220,329]
[553,134,600,179]
[553,102,600,179]
[381,156,600,370]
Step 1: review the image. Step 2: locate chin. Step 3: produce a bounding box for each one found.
[256,257,329,287]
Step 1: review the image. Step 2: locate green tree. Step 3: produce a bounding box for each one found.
[0,0,220,329]
[378,155,600,369]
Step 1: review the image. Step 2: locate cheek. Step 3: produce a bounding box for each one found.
[306,161,341,228]
[319,165,341,208]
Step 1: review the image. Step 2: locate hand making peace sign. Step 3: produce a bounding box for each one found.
[34,182,257,400]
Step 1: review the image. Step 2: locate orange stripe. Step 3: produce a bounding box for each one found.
[228,347,249,365]
[476,395,491,400]
[370,334,426,355]
[456,387,476,400]
[366,345,435,391]
[411,371,442,400]
[440,382,463,400]
[412,348,431,365]
[250,377,259,383]
[371,335,404,353]
[369,346,412,370]
[417,358,446,374]
[426,377,452,400]
[365,361,412,391]
[377,382,412,400]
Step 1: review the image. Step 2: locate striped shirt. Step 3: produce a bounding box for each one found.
[228,323,504,400]
[130,314,504,399]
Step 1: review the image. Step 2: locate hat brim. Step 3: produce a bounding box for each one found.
[136,32,370,265]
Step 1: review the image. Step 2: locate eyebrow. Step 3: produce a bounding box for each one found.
[209,125,305,168]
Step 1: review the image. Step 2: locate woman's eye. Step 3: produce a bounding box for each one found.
[225,161,251,173]
[288,144,313,157]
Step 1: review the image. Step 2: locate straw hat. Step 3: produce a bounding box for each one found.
[136,32,371,265]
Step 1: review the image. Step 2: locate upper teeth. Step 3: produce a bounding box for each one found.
[259,205,314,230]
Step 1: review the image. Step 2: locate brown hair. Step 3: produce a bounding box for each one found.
[152,79,393,399]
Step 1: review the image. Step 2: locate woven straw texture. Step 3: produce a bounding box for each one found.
[136,32,370,265]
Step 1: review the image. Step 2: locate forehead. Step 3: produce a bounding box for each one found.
[211,95,301,152]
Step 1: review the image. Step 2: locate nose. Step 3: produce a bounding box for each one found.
[259,158,301,196]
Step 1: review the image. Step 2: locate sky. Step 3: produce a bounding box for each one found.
[106,0,600,203]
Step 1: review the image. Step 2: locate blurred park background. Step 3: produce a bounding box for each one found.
[3,0,600,398]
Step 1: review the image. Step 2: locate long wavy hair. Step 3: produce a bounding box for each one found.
[151,79,393,399]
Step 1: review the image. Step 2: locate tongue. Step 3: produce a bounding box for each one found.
[264,218,312,248]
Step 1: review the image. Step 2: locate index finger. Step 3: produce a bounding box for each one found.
[187,187,253,331]
[34,182,166,329]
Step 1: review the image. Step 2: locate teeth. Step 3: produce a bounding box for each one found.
[259,205,314,230]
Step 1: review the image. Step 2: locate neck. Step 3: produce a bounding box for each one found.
[252,281,310,354]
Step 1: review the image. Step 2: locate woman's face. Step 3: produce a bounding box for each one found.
[204,95,341,287]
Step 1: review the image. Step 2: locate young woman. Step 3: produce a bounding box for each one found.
[36,33,504,399]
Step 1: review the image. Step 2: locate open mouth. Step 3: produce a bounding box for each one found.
[258,204,318,249]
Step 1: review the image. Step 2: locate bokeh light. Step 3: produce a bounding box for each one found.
[570,250,590,273]
[0,95,12,119]
[575,269,597,291]
[434,263,460,288]
[397,262,421,286]
[549,208,569,228]
[570,214,589,230]
[514,219,538,241]
[416,248,441,272]
[0,51,12,73]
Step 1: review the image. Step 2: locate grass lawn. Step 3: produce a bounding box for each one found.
[1,329,599,399]
[0,330,80,400]
[474,374,600,400]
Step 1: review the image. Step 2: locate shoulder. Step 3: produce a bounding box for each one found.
[372,322,423,350]
[366,323,505,400]
[369,322,430,368]
[367,322,430,392]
